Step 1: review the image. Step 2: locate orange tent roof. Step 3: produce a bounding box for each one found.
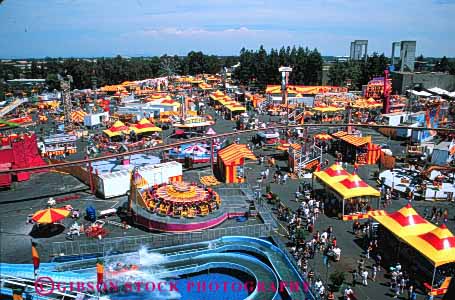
[338,135,371,147]
[372,204,436,238]
[332,131,348,138]
[330,174,380,199]
[314,133,333,141]
[403,224,455,267]
[313,163,350,185]
[218,144,256,165]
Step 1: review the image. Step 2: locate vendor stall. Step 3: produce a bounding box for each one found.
[216,144,256,183]
[315,164,381,220]
[38,133,77,157]
[373,204,455,297]
[330,174,381,220]
[103,120,130,140]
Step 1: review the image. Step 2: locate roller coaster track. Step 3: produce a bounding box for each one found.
[1,123,454,174]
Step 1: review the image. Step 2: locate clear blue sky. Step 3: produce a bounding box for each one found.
[0,0,454,58]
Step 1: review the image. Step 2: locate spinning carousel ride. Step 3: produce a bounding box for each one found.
[143,181,221,218]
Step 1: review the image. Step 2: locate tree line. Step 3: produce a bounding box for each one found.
[233,45,323,88]
[0,52,238,93]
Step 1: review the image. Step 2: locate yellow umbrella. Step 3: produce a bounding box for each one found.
[32,208,70,224]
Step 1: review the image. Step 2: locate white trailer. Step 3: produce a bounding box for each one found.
[95,161,183,198]
[84,112,109,128]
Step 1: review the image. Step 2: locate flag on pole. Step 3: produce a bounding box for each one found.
[133,169,148,188]
[31,242,40,276]
[96,260,104,285]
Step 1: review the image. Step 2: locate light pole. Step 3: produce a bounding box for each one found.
[279,66,292,132]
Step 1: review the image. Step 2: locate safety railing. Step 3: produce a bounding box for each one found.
[51,223,273,257]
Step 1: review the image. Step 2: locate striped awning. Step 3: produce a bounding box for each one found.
[332,131,348,138]
[313,163,350,185]
[339,135,371,147]
[218,144,256,165]
[330,174,380,199]
[372,204,436,238]
[403,224,455,267]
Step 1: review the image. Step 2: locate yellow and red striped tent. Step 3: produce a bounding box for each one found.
[329,174,380,199]
[71,110,87,123]
[372,204,436,238]
[130,118,162,134]
[217,144,256,183]
[402,224,455,267]
[313,163,350,185]
[32,207,70,224]
[103,120,130,138]
[366,143,382,164]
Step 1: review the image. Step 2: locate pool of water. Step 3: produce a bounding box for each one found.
[108,273,250,300]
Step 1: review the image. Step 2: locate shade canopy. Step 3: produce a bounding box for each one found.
[312,106,344,112]
[403,224,455,267]
[338,135,372,147]
[313,163,350,185]
[32,207,70,224]
[372,204,436,239]
[103,120,130,137]
[130,118,162,134]
[330,174,380,199]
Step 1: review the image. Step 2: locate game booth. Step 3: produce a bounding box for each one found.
[331,131,382,165]
[372,204,455,297]
[313,164,382,220]
[216,144,257,184]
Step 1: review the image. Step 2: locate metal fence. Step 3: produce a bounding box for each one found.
[51,223,272,257]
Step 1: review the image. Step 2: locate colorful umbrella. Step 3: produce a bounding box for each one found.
[206,128,216,135]
[314,133,333,141]
[32,208,70,224]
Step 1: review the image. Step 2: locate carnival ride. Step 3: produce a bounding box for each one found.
[0,237,313,300]
[141,182,221,218]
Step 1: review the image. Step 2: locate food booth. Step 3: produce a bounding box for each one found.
[314,163,381,220]
[373,204,455,296]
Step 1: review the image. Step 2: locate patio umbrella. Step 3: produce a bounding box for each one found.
[206,128,216,135]
[181,144,208,155]
[32,208,70,224]
[314,133,333,141]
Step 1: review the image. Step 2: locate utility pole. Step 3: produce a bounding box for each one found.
[60,75,73,130]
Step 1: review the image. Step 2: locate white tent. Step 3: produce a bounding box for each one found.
[408,90,432,97]
[428,87,450,96]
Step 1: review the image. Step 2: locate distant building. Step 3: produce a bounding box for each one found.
[391,41,416,72]
[349,40,368,62]
[390,71,455,95]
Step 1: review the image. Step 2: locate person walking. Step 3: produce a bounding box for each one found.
[372,264,377,282]
[361,269,368,286]
[352,269,358,286]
